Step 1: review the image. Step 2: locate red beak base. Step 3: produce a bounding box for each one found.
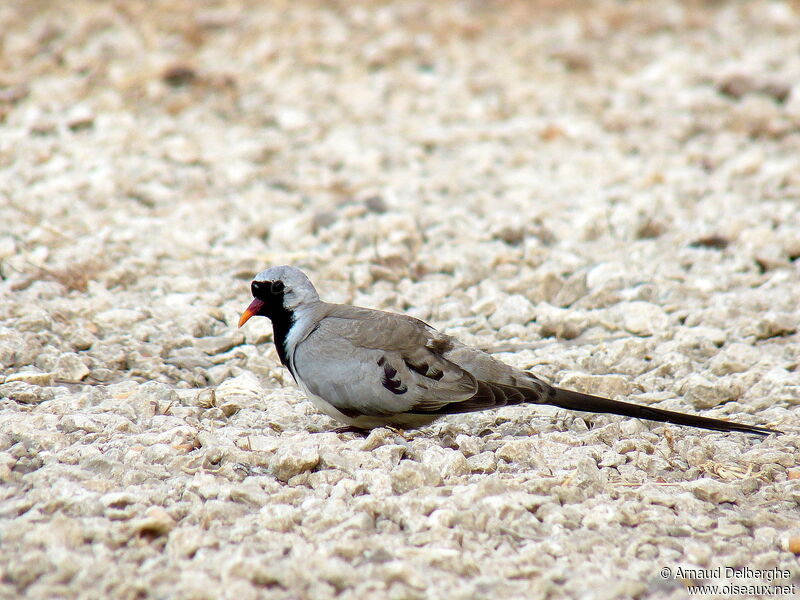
[238,298,265,327]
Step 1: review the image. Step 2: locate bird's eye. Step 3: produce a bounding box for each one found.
[270,280,285,294]
[251,280,266,297]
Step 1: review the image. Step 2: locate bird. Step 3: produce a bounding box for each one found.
[238,265,779,436]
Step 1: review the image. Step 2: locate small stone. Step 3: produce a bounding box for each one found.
[69,329,96,351]
[684,541,712,566]
[30,117,57,135]
[95,309,147,329]
[166,348,213,370]
[132,506,176,537]
[557,373,632,399]
[536,304,588,339]
[571,457,604,490]
[167,526,208,560]
[718,74,756,100]
[205,365,232,387]
[67,105,94,131]
[214,372,263,416]
[126,381,178,420]
[488,295,537,329]
[421,446,469,479]
[614,302,669,336]
[550,47,592,71]
[754,312,796,340]
[690,235,730,250]
[4,371,54,386]
[492,224,525,245]
[270,442,319,482]
[100,491,139,508]
[258,504,299,533]
[101,492,140,520]
[360,428,397,451]
[275,107,309,130]
[753,244,788,271]
[0,381,55,404]
[55,353,90,382]
[525,271,564,304]
[226,558,290,588]
[598,451,626,467]
[739,449,794,467]
[455,434,481,457]
[0,84,28,104]
[467,451,497,474]
[59,414,101,434]
[196,333,244,355]
[680,374,742,409]
[163,64,197,86]
[553,271,588,307]
[312,211,338,232]
[709,343,760,375]
[364,196,388,213]
[686,479,741,504]
[495,439,536,465]
[680,326,727,348]
[390,460,441,493]
[760,81,791,104]
[238,435,279,453]
[0,236,16,259]
[372,444,406,469]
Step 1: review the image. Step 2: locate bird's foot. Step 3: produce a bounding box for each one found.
[331,425,371,436]
[384,425,407,437]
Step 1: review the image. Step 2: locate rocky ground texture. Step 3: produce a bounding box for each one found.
[1,1,800,598]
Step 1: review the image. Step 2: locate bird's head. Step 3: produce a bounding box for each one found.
[238,266,319,327]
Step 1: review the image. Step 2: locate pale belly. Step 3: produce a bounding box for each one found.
[296,380,439,430]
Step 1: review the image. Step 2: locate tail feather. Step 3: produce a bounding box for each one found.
[550,387,780,436]
[411,378,780,435]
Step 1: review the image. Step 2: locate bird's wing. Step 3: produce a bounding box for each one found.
[292,305,479,417]
[293,304,554,417]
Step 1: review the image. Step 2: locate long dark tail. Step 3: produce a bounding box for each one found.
[412,379,780,435]
[550,387,780,436]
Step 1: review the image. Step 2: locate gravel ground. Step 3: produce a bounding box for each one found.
[2,1,800,598]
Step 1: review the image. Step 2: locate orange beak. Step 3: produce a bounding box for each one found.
[238,298,264,327]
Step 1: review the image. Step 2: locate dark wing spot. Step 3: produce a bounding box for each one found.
[404,360,427,376]
[377,356,386,366]
[381,361,407,395]
[404,359,444,381]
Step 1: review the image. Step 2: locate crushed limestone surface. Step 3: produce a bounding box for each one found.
[1,1,800,599]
